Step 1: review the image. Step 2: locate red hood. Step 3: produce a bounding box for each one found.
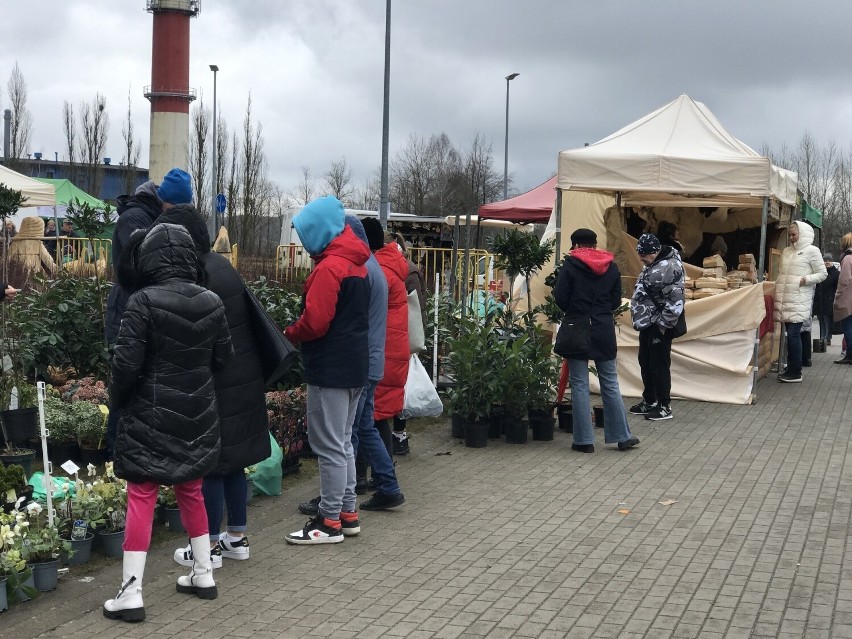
[570,247,614,276]
[316,225,370,266]
[374,242,409,281]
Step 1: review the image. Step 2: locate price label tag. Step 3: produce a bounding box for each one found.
[60,460,80,475]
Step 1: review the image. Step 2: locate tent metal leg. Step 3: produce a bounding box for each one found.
[751,196,770,403]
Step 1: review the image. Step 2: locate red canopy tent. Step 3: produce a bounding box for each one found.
[477,176,556,224]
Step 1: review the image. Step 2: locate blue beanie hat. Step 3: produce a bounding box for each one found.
[636,233,661,255]
[157,168,193,205]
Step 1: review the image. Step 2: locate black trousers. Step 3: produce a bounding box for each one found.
[638,326,673,407]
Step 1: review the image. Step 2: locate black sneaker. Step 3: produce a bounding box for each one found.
[571,443,594,453]
[298,495,320,516]
[778,372,802,383]
[366,477,378,492]
[629,400,657,415]
[285,515,344,545]
[392,431,410,455]
[340,511,360,537]
[359,491,406,511]
[355,477,368,495]
[617,437,640,451]
[646,405,673,421]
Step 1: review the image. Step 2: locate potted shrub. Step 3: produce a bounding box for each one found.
[0,463,32,514]
[22,502,72,592]
[43,396,80,466]
[56,471,101,566]
[488,229,554,314]
[446,317,497,444]
[266,387,307,475]
[499,333,535,444]
[74,401,109,466]
[0,378,39,446]
[525,326,559,441]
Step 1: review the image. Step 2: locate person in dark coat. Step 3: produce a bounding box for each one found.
[104,223,232,623]
[554,228,639,453]
[104,180,162,457]
[157,202,270,568]
[814,253,839,346]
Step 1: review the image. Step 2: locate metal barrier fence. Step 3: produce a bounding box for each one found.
[274,244,503,300]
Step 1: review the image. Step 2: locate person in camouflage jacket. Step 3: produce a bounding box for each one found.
[629,234,685,421]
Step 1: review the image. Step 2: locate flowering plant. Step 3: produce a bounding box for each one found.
[21,502,73,563]
[0,507,28,576]
[56,376,109,405]
[84,462,127,533]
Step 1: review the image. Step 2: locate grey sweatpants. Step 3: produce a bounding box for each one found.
[307,384,362,519]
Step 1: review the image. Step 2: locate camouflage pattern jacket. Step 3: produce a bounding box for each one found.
[630,245,685,332]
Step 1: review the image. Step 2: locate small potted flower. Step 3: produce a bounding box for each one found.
[88,462,127,557]
[22,502,72,592]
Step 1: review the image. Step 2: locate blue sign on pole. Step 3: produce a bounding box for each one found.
[216,193,226,214]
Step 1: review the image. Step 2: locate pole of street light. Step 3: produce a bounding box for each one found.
[210,64,219,233]
[379,0,391,229]
[503,72,519,201]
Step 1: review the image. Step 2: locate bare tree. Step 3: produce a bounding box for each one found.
[120,88,141,196]
[78,93,110,195]
[62,101,77,179]
[225,131,241,233]
[291,166,315,205]
[6,62,33,164]
[237,95,268,255]
[323,157,354,205]
[187,97,210,218]
[353,169,381,210]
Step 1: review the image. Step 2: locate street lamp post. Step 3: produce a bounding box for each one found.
[503,72,519,201]
[379,0,392,229]
[209,64,219,232]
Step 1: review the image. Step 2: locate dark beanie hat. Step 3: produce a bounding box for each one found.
[157,168,193,205]
[570,228,597,247]
[361,217,386,251]
[636,233,662,255]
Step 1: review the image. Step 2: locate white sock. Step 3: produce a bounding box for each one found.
[225,532,244,543]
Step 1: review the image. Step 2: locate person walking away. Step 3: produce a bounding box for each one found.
[555,228,639,453]
[298,216,405,517]
[155,197,270,568]
[391,231,426,456]
[629,234,685,421]
[103,223,232,622]
[104,180,163,457]
[284,196,370,544]
[833,233,852,364]
[814,253,839,346]
[774,221,826,381]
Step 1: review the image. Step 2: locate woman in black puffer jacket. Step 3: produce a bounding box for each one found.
[105,223,232,622]
[156,204,270,567]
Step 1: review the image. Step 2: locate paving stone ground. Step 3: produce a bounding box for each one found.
[4,343,852,638]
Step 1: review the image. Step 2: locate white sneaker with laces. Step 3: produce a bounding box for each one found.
[218,533,250,560]
[173,541,222,568]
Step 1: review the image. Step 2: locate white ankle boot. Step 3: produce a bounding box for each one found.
[103,551,147,622]
[176,535,218,599]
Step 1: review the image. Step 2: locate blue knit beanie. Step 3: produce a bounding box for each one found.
[157,168,193,205]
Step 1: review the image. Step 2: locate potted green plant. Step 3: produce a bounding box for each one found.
[0,463,31,513]
[73,400,108,466]
[488,229,555,314]
[0,377,39,445]
[88,462,126,557]
[525,326,559,441]
[0,509,38,605]
[22,502,72,592]
[498,333,536,444]
[43,396,80,466]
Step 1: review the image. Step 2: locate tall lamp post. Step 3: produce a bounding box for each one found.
[503,72,519,201]
[209,64,219,232]
[379,0,392,229]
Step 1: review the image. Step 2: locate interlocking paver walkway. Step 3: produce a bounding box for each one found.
[5,344,852,638]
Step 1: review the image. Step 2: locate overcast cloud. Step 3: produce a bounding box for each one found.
[2,1,851,202]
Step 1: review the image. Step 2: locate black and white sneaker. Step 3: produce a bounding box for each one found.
[778,372,803,383]
[645,405,673,421]
[392,431,410,455]
[173,541,222,568]
[285,515,344,545]
[217,534,250,560]
[629,400,657,415]
[298,495,320,516]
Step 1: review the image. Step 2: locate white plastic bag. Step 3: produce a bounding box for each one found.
[401,354,443,419]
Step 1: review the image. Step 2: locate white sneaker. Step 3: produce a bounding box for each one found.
[217,533,250,560]
[173,542,222,569]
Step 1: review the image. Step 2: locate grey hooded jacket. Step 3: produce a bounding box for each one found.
[630,245,685,332]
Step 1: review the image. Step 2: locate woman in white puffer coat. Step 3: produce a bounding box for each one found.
[774,221,826,382]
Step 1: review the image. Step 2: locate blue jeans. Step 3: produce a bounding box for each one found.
[819,314,833,342]
[351,381,400,496]
[568,357,633,446]
[843,316,852,353]
[785,322,803,375]
[202,469,247,542]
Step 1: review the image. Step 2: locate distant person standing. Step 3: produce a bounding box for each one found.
[629,233,685,421]
[43,218,58,258]
[774,221,826,381]
[60,218,79,262]
[814,253,839,346]
[833,233,852,364]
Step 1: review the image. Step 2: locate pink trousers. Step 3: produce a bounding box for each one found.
[123,479,209,551]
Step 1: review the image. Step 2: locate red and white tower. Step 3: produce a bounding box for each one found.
[144,0,199,184]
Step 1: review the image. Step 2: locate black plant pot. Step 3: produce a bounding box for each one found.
[487,408,505,439]
[593,404,605,429]
[464,418,489,448]
[0,408,39,446]
[0,449,36,478]
[451,413,466,439]
[79,446,109,468]
[529,409,555,441]
[505,417,528,444]
[48,441,81,467]
[557,403,573,433]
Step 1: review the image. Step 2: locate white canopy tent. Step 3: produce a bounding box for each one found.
[0,164,56,207]
[549,95,798,404]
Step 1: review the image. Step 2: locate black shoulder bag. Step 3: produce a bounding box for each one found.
[554,314,592,359]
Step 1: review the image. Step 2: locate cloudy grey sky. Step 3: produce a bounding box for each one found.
[2,1,851,202]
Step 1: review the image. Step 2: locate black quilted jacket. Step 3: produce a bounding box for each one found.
[111,223,232,485]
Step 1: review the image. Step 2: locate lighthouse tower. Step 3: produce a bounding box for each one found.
[144,0,199,184]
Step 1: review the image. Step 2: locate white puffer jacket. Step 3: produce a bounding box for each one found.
[774,221,827,323]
